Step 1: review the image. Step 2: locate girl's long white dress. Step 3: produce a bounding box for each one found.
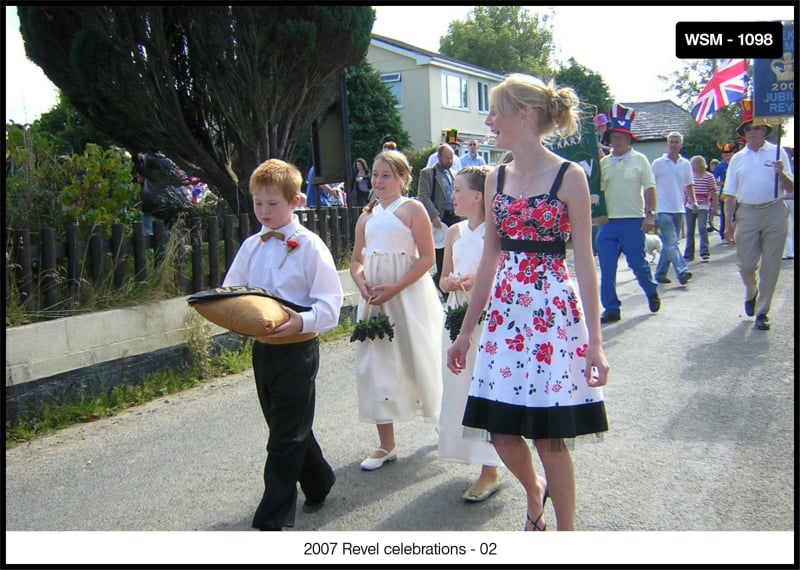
[438,221,500,465]
[356,197,443,424]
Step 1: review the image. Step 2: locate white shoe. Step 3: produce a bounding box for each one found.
[360,447,397,471]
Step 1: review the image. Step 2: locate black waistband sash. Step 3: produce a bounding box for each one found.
[500,238,566,256]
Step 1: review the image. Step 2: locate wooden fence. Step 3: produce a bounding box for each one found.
[6,206,360,316]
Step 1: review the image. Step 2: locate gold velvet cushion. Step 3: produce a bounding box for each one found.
[187,286,314,344]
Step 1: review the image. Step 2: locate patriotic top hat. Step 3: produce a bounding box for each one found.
[602,103,637,143]
[736,98,772,136]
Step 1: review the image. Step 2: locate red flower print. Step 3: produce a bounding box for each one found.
[553,296,566,312]
[552,383,562,393]
[553,259,569,281]
[495,279,513,303]
[534,204,559,230]
[535,342,554,364]
[501,216,523,238]
[533,307,553,333]
[506,333,525,352]
[501,367,512,378]
[485,340,498,355]
[576,343,587,358]
[518,292,533,308]
[487,310,504,332]
[516,256,539,285]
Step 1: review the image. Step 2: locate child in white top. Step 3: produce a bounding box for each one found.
[349,150,444,471]
[222,159,343,530]
[438,166,503,502]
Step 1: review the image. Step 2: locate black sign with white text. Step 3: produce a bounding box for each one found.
[676,21,783,59]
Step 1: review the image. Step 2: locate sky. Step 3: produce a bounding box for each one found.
[5,4,796,144]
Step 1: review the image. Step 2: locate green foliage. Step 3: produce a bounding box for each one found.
[58,143,141,235]
[5,340,254,448]
[350,312,394,342]
[29,91,120,156]
[18,6,376,219]
[439,6,554,77]
[345,61,411,163]
[5,123,68,231]
[682,106,743,164]
[554,58,612,116]
[5,124,141,236]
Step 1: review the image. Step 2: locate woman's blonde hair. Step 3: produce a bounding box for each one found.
[489,73,581,142]
[364,150,413,213]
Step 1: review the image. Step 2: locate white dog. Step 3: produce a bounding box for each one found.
[645,233,662,264]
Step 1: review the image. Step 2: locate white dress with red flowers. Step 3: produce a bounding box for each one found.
[438,221,501,465]
[463,164,608,440]
[356,196,444,424]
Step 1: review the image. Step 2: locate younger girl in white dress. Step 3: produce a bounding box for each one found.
[350,150,444,471]
[438,166,502,502]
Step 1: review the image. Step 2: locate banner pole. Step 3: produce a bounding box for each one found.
[773,120,783,199]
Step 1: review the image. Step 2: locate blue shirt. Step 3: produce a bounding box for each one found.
[713,160,729,194]
[306,166,333,207]
[460,154,486,168]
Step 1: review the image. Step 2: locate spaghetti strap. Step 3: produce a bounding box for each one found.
[546,162,571,200]
[496,164,507,195]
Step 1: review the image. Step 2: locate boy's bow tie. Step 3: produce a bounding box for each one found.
[260,230,285,242]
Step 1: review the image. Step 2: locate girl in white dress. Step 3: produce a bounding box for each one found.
[438,166,503,502]
[350,150,444,471]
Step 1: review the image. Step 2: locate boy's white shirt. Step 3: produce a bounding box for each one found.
[222,214,343,333]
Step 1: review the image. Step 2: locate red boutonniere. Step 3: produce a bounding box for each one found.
[278,235,300,269]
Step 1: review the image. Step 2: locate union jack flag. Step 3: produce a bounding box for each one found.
[691,59,748,124]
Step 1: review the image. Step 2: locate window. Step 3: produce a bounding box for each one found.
[380,72,402,107]
[478,150,490,164]
[477,82,489,113]
[441,72,468,110]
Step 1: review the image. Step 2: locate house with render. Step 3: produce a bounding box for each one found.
[368,34,506,164]
[367,34,694,166]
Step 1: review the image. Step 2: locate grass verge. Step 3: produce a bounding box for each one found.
[5,320,354,449]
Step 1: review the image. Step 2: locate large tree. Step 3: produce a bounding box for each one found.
[18,6,374,217]
[344,61,411,163]
[554,58,612,117]
[439,6,554,77]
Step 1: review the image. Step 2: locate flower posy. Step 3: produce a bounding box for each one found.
[278,235,300,269]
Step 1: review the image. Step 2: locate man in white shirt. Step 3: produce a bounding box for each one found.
[651,132,697,284]
[723,100,794,331]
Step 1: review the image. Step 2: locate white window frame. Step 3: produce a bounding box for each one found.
[441,71,469,110]
[477,81,489,113]
[380,72,403,108]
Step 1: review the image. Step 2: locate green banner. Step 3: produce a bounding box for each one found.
[546,107,607,224]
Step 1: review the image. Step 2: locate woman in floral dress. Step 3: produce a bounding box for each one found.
[447,74,609,531]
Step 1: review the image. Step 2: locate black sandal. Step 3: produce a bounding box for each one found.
[526,510,547,531]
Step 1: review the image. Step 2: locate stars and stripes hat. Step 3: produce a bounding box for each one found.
[602,103,637,143]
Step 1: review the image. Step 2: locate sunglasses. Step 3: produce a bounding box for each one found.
[743,126,763,132]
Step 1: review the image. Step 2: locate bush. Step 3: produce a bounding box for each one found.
[5,124,142,238]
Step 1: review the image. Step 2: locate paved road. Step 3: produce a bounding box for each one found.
[6,237,795,564]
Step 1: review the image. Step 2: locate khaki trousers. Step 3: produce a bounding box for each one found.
[733,199,789,316]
